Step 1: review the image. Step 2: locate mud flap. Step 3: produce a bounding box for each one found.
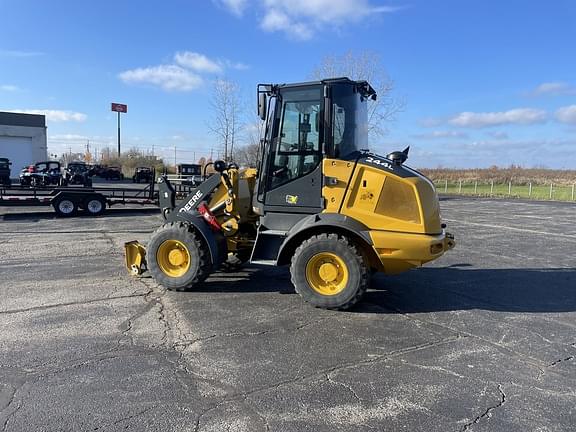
[124,241,147,275]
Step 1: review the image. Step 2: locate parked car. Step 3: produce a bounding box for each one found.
[0,157,11,186]
[63,161,91,186]
[102,166,124,181]
[132,167,153,183]
[19,161,63,187]
[88,164,106,177]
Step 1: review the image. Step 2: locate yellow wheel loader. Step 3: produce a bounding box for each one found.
[125,78,455,310]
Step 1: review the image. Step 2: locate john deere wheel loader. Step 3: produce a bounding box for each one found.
[125,77,455,310]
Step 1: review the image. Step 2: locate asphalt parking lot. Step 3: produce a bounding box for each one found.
[0,197,575,432]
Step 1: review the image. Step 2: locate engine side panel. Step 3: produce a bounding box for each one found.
[325,156,441,235]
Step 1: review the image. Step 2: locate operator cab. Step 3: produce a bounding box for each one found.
[254,78,375,214]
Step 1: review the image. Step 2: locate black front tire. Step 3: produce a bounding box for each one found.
[290,233,369,310]
[147,221,212,291]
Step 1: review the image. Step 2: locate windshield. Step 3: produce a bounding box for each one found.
[331,84,369,158]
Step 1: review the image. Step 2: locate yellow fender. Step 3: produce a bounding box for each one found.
[124,241,147,275]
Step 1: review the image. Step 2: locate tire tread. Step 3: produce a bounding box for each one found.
[148,221,211,291]
[290,233,369,310]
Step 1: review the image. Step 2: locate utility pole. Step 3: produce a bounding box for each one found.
[174,145,177,170]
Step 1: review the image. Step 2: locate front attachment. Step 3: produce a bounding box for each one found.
[124,241,147,276]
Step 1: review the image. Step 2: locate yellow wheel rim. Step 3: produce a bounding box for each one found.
[305,252,349,296]
[156,240,191,277]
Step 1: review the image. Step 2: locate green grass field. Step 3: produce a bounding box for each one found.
[434,181,576,202]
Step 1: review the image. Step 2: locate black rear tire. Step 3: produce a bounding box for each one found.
[290,233,369,310]
[147,221,212,291]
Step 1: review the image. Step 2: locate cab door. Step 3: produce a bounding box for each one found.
[262,86,324,213]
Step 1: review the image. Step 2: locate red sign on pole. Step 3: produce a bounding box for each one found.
[111,103,128,113]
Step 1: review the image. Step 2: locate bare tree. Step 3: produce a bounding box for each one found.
[311,50,404,140]
[207,78,243,162]
[234,143,260,167]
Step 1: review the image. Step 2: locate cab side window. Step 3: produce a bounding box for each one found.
[269,99,321,189]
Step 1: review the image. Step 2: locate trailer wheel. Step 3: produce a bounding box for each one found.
[53,197,78,217]
[147,221,212,291]
[290,233,369,310]
[84,196,106,216]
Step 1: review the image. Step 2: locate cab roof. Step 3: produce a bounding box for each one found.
[262,77,376,99]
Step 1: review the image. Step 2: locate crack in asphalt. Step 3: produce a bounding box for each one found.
[101,231,118,257]
[461,384,506,431]
[326,373,362,402]
[537,347,575,381]
[548,356,574,367]
[0,293,149,315]
[188,335,465,432]
[0,280,164,431]
[92,405,158,430]
[382,303,554,380]
[175,316,334,350]
[132,279,217,401]
[0,382,31,432]
[242,398,271,432]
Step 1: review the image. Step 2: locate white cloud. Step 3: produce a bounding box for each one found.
[555,105,576,125]
[6,109,87,122]
[214,0,248,16]
[118,65,203,92]
[229,61,250,70]
[261,8,313,40]
[174,52,223,74]
[532,82,576,96]
[119,52,248,92]
[49,134,90,141]
[219,0,401,40]
[413,130,468,139]
[0,84,20,92]
[448,108,547,128]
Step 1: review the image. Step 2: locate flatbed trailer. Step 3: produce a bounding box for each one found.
[0,181,158,217]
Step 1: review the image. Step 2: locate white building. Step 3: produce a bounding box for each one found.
[0,112,47,178]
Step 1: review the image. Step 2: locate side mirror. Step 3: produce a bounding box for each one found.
[258,92,267,120]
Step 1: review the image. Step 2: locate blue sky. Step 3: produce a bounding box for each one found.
[0,0,575,168]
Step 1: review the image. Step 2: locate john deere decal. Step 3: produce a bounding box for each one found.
[285,195,298,204]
